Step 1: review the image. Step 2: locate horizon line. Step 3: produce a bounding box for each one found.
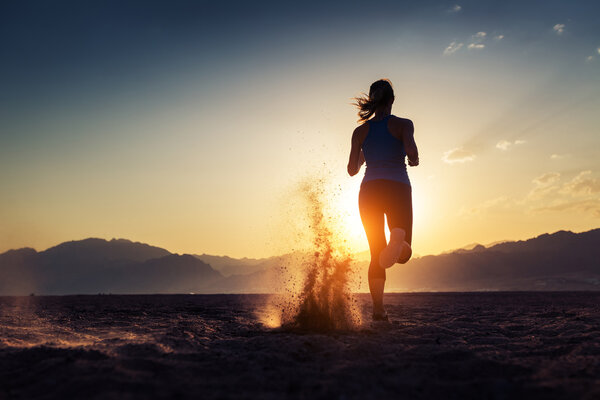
[2,227,598,260]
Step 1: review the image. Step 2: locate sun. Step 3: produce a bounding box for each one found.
[329,176,431,257]
[329,180,369,253]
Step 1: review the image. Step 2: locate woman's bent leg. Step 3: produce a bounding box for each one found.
[385,182,413,264]
[379,227,406,268]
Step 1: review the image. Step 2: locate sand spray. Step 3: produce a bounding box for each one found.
[258,176,362,331]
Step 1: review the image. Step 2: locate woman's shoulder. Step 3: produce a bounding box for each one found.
[354,121,370,134]
[388,116,413,137]
[390,115,413,126]
[351,122,369,143]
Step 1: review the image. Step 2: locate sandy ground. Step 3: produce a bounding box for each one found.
[0,292,599,399]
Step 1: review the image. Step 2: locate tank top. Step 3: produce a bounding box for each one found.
[361,115,411,186]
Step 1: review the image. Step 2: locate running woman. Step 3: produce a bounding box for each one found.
[347,79,419,321]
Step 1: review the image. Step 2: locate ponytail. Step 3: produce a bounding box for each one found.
[353,79,395,123]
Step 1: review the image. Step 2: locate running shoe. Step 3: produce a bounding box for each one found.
[372,311,389,322]
[379,228,405,269]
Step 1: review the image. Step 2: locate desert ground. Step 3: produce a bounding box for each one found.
[1,292,599,399]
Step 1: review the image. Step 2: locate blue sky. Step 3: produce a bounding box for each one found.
[1,0,599,257]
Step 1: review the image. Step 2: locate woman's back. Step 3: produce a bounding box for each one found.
[361,115,410,186]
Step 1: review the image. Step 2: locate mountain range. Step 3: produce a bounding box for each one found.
[0,229,599,295]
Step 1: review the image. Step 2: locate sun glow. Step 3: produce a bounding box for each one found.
[330,180,368,253]
[328,172,434,259]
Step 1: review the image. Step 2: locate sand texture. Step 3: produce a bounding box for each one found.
[0,292,599,399]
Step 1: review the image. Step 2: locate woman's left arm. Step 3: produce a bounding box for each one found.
[402,120,419,167]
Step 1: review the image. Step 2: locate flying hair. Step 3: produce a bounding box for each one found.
[353,79,395,123]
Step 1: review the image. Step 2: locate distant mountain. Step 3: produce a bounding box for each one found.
[0,239,220,295]
[0,248,40,295]
[1,229,599,294]
[208,229,600,293]
[194,254,282,277]
[105,254,222,294]
[442,239,508,254]
[383,229,600,292]
[42,238,171,264]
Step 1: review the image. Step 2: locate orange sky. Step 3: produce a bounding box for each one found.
[1,1,599,258]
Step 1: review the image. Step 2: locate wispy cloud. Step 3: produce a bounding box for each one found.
[444,31,502,56]
[533,172,561,186]
[560,171,600,196]
[442,148,476,163]
[468,43,485,50]
[468,32,486,50]
[550,153,569,160]
[496,139,525,151]
[528,170,600,217]
[496,140,511,150]
[527,172,561,201]
[443,41,464,55]
[533,199,600,217]
[448,4,462,13]
[461,171,600,219]
[553,23,565,35]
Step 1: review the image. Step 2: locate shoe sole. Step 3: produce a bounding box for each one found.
[379,228,405,269]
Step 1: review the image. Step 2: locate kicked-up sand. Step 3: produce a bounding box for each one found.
[0,292,599,400]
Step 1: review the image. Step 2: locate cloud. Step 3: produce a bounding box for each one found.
[560,171,600,196]
[533,199,600,217]
[442,148,476,163]
[550,153,569,160]
[598,47,600,54]
[525,172,561,201]
[496,139,525,150]
[588,56,594,62]
[533,172,561,186]
[468,43,485,49]
[525,170,600,217]
[443,41,464,55]
[553,23,565,35]
[445,31,501,56]
[496,140,511,150]
[449,4,462,13]
[468,32,486,50]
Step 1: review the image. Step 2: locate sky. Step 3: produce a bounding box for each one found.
[1,0,599,258]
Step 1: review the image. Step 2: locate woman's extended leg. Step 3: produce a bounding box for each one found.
[359,180,388,317]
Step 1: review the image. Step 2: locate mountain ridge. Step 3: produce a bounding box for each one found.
[1,228,598,294]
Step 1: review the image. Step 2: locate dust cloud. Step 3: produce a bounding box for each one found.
[262,177,362,331]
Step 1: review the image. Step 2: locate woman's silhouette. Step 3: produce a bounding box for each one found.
[347,79,419,321]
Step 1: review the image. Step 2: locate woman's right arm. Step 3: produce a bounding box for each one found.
[347,125,367,176]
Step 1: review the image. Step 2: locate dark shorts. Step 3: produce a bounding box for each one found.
[359,179,413,280]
